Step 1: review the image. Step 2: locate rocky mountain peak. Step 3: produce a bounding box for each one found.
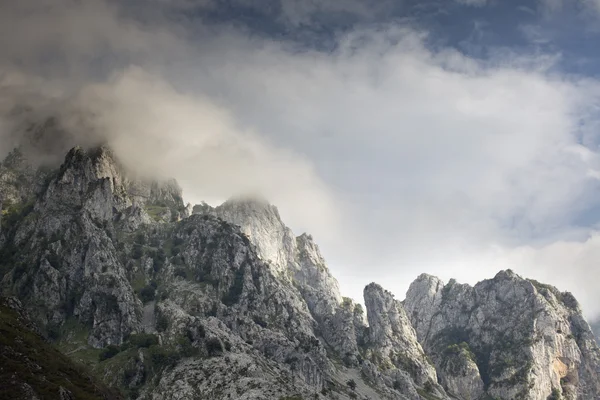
[404,271,600,400]
[296,233,327,266]
[492,268,519,281]
[208,195,293,274]
[406,273,444,298]
[361,282,443,397]
[216,195,285,229]
[62,145,123,183]
[39,145,132,226]
[220,194,278,213]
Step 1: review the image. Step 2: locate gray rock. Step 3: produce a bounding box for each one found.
[404,269,600,400]
[1,146,184,346]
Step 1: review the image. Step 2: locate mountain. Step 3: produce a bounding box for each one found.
[1,145,599,400]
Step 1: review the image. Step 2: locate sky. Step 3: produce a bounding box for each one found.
[2,0,600,319]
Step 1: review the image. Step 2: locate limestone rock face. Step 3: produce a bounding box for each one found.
[194,197,444,397]
[294,233,343,318]
[404,270,600,400]
[146,213,331,397]
[199,198,343,315]
[1,146,185,347]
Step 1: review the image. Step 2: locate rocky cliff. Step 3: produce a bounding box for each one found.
[404,271,600,400]
[1,145,599,400]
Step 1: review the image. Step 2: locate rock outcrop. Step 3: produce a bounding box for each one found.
[361,283,444,399]
[193,196,450,398]
[404,270,600,400]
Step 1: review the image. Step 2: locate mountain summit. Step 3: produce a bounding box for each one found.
[1,146,599,399]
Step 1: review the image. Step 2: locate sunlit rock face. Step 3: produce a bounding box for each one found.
[404,270,600,400]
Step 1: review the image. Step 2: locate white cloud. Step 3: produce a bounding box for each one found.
[0,0,341,242]
[170,27,600,316]
[71,67,341,237]
[3,0,600,321]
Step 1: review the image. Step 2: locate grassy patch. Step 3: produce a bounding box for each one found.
[56,317,90,350]
[416,388,441,400]
[145,205,169,222]
[131,271,147,292]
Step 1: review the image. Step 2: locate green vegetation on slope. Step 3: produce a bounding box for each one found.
[0,297,123,399]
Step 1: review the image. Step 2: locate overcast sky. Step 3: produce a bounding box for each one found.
[2,0,600,319]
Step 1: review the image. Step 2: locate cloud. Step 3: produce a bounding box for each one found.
[3,0,600,321]
[0,0,341,241]
[455,0,488,6]
[182,26,599,234]
[72,67,341,235]
[167,26,600,317]
[278,0,377,26]
[587,0,600,13]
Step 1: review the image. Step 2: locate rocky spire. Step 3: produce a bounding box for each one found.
[362,283,442,395]
[198,197,349,334]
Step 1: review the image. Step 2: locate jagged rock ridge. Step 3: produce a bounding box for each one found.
[0,146,442,399]
[0,145,599,400]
